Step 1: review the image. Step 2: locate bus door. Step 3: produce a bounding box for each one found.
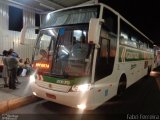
[93,26,117,104]
[91,7,118,104]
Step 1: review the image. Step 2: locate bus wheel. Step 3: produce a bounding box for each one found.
[117,75,127,97]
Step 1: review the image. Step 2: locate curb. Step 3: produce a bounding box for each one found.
[0,95,40,113]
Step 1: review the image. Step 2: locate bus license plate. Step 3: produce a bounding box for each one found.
[46,93,56,99]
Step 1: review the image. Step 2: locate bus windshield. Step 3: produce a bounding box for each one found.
[41,5,100,28]
[33,25,93,78]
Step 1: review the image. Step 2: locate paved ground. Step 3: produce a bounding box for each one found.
[0,76,39,113]
[0,76,32,101]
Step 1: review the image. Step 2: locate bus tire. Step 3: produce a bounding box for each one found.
[117,74,127,97]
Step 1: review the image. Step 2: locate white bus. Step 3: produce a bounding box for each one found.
[30,2,154,110]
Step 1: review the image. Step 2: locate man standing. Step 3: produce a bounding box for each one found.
[9,48,21,84]
[7,50,18,89]
[2,50,9,87]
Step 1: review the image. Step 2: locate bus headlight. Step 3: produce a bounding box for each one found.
[33,92,37,96]
[72,84,91,92]
[77,104,86,110]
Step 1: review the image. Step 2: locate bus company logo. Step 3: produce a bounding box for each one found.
[121,48,126,62]
[126,51,139,60]
[131,64,136,70]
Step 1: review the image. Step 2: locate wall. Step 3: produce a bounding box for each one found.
[0,2,37,61]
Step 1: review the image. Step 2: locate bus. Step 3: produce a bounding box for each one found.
[30,2,155,110]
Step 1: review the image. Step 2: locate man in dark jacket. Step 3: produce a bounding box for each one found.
[7,50,18,89]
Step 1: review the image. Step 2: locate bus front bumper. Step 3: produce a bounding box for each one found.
[31,83,95,110]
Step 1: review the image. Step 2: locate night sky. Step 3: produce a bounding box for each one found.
[100,0,160,45]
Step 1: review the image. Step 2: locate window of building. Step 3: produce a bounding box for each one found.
[35,13,40,34]
[9,6,23,32]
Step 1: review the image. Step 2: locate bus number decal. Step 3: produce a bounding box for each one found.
[56,80,70,85]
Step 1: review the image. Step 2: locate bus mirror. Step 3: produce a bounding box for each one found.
[20,25,39,45]
[20,25,27,45]
[88,18,104,45]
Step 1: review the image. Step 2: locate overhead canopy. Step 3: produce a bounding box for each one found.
[5,0,97,13]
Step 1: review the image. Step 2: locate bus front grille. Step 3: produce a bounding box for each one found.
[36,81,71,92]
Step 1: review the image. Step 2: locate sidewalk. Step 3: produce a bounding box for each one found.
[0,76,39,113]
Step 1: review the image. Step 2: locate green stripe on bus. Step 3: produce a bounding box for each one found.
[43,75,89,86]
[119,46,154,62]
